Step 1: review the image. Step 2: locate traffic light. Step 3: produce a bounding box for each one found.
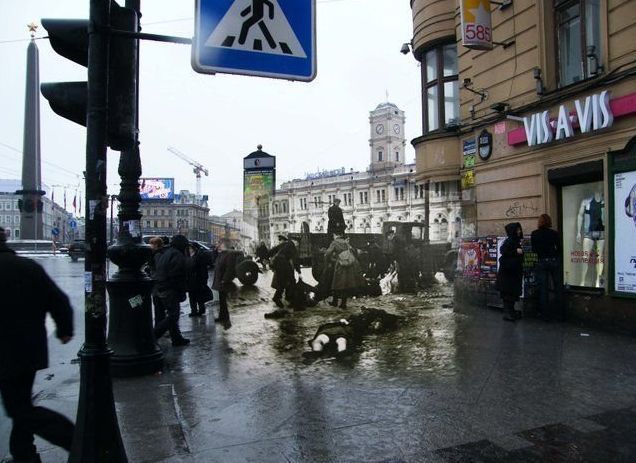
[40,1,138,151]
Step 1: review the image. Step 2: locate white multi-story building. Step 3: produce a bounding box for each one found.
[268,102,463,244]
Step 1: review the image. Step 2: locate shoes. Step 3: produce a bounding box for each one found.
[273,298,284,308]
[172,337,191,347]
[222,319,232,330]
[214,317,222,323]
[502,314,517,322]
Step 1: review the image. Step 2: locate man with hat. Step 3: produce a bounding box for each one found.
[327,197,345,241]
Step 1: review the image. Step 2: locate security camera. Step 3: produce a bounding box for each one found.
[400,43,411,55]
[463,78,473,87]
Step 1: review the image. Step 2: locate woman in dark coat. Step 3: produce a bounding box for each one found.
[496,222,524,321]
[269,235,300,308]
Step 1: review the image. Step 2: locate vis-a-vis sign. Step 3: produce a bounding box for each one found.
[460,0,493,50]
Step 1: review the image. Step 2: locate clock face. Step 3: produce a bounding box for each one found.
[375,124,384,134]
[393,124,400,134]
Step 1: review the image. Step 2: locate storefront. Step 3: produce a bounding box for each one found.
[454,84,636,331]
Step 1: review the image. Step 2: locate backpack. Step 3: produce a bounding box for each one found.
[337,248,356,267]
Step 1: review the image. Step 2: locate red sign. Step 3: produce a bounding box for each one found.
[460,241,481,278]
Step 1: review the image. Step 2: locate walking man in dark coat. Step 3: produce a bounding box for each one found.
[327,198,345,240]
[0,227,75,462]
[269,235,300,308]
[212,239,236,330]
[153,234,191,346]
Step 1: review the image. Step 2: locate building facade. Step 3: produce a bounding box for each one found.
[408,0,636,328]
[268,103,462,245]
[139,190,210,242]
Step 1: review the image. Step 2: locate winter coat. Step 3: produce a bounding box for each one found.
[255,243,269,260]
[270,240,300,290]
[153,245,187,300]
[325,237,364,291]
[496,222,524,300]
[327,204,345,236]
[186,248,211,293]
[212,250,236,291]
[0,244,74,379]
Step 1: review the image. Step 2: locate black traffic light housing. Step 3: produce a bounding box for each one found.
[40,1,138,151]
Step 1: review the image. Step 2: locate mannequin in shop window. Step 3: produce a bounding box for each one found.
[576,190,605,287]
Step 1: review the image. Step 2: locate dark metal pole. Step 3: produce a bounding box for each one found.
[424,180,430,244]
[106,0,163,377]
[69,0,128,462]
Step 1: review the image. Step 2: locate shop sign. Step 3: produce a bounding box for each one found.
[463,139,476,168]
[508,90,636,146]
[522,90,613,147]
[460,0,493,50]
[614,170,636,294]
[477,129,493,160]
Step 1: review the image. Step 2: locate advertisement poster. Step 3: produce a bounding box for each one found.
[460,240,481,278]
[243,170,274,218]
[614,170,636,294]
[139,178,175,201]
[479,236,498,281]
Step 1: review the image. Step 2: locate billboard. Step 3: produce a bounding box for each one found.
[243,170,274,222]
[140,178,174,201]
[614,170,636,294]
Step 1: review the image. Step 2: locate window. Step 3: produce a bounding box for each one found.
[422,43,459,133]
[395,151,399,162]
[555,0,602,87]
[146,220,150,227]
[14,229,19,239]
[364,192,368,204]
[378,151,383,162]
[381,189,386,202]
[376,190,381,203]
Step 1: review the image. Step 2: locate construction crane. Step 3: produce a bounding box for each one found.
[167,146,209,197]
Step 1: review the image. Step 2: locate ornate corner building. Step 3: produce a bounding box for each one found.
[267,102,463,244]
[408,0,636,328]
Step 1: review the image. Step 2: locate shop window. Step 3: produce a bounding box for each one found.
[561,180,605,288]
[422,43,459,133]
[555,0,602,87]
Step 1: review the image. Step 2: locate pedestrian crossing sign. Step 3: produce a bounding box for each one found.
[193,0,316,81]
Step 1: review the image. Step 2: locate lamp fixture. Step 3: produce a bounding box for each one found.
[490,102,510,113]
[533,67,545,95]
[463,78,488,103]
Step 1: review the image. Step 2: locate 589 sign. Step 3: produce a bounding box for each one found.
[464,23,491,42]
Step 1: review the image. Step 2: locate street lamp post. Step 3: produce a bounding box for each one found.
[106,0,163,377]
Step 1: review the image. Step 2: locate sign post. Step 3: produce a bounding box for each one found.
[193,0,316,81]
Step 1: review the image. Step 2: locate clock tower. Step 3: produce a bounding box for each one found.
[369,101,406,172]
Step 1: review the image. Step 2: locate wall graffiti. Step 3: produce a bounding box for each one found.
[505,200,539,218]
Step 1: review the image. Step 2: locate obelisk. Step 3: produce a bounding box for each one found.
[18,23,44,240]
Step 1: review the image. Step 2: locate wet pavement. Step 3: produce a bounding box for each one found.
[2,257,636,462]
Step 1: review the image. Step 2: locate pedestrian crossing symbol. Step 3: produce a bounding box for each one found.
[193,0,316,81]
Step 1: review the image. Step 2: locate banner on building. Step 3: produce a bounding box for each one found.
[140,178,175,201]
[460,0,493,50]
[614,170,636,294]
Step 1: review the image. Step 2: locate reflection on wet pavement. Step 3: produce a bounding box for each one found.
[4,261,636,462]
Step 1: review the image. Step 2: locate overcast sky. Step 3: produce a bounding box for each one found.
[0,0,421,215]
